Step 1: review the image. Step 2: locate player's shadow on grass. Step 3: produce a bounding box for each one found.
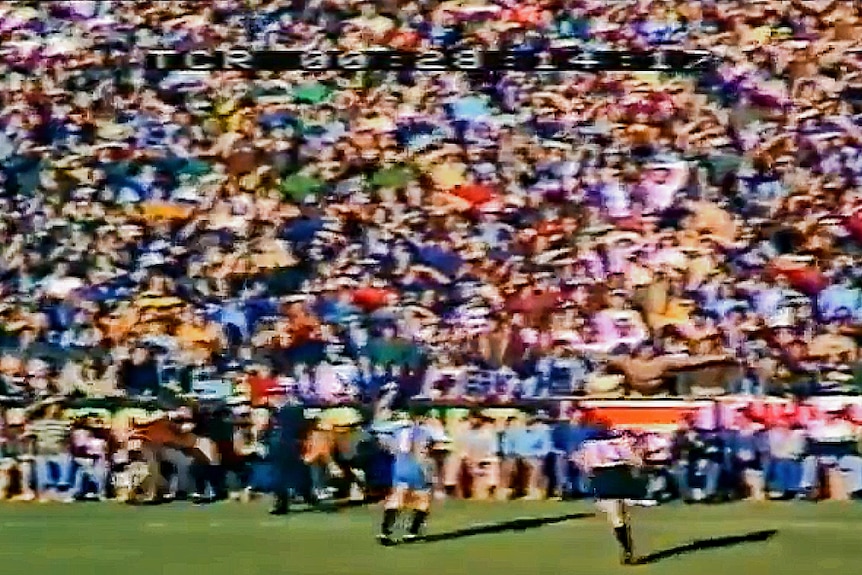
[634,529,778,565]
[406,512,595,544]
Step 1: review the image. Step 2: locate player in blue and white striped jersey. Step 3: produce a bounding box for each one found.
[578,428,653,566]
[371,407,448,546]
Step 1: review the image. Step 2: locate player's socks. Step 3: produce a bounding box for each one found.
[269,492,289,515]
[614,526,631,551]
[407,510,428,537]
[378,508,399,546]
[626,524,634,554]
[614,525,634,562]
[381,508,398,534]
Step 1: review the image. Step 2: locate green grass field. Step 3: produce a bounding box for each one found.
[1,499,861,575]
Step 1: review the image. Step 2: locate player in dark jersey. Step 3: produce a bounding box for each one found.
[268,400,310,515]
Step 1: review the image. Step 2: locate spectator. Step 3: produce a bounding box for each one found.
[458,412,498,499]
[513,411,552,500]
[499,416,521,500]
[26,400,73,502]
[608,345,735,396]
[118,347,161,398]
[0,408,35,501]
[800,408,862,499]
[246,364,279,407]
[549,407,593,499]
[766,416,806,500]
[723,411,768,500]
[68,417,109,501]
[1,0,862,405]
[672,415,721,503]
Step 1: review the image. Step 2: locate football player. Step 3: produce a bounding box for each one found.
[579,427,653,565]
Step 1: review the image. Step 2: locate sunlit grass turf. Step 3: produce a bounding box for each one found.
[1,498,861,575]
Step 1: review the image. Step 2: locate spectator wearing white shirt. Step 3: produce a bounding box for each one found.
[457,412,499,499]
[800,410,862,499]
[68,424,108,502]
[765,417,806,499]
[642,160,689,214]
[601,178,631,219]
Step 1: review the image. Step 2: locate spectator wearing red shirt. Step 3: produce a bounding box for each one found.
[247,365,279,408]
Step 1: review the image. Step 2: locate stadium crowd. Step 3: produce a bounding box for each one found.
[3,0,862,505]
[3,0,862,404]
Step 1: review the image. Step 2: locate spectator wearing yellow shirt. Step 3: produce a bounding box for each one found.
[176,309,226,361]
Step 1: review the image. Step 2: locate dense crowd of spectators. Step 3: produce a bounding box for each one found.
[3,0,862,412]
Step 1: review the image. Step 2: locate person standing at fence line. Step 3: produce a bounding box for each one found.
[68,418,108,502]
[498,416,520,500]
[25,399,73,502]
[0,408,36,500]
[766,416,805,499]
[722,410,767,500]
[423,411,451,499]
[578,427,653,566]
[799,407,862,499]
[160,407,196,499]
[459,411,498,499]
[557,408,596,499]
[671,414,709,502]
[550,410,572,499]
[268,395,308,515]
[442,411,470,495]
[521,411,552,500]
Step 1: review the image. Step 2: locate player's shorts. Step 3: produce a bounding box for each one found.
[392,455,431,491]
[592,465,649,500]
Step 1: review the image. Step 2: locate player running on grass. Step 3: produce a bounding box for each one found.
[372,397,447,546]
[578,426,656,566]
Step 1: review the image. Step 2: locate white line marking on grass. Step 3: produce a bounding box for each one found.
[210,522,222,527]
[259,520,287,527]
[146,522,166,528]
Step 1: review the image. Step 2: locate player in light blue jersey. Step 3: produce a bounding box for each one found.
[372,406,446,546]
